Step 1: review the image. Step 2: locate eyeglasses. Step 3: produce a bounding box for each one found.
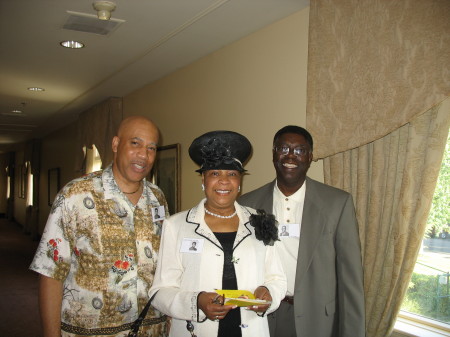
[273,146,310,156]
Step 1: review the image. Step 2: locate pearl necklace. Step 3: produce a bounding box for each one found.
[205,208,237,219]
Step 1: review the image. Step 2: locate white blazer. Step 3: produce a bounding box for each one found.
[150,199,287,337]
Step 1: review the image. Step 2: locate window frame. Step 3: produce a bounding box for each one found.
[395,311,450,337]
[395,130,450,336]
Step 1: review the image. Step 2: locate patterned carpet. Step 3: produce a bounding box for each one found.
[0,218,42,337]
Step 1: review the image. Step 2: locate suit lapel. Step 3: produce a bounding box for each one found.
[295,178,327,288]
[258,180,276,214]
[187,201,222,249]
[187,200,253,250]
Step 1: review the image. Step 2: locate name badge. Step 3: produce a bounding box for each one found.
[152,206,165,222]
[279,223,300,238]
[180,238,204,253]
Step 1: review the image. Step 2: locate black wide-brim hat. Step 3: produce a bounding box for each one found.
[189,130,252,173]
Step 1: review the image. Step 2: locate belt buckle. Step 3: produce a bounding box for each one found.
[282,296,294,305]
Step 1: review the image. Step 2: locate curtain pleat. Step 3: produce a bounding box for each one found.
[75,97,123,172]
[324,101,450,336]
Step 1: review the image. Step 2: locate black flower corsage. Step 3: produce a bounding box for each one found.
[200,138,235,169]
[249,209,279,246]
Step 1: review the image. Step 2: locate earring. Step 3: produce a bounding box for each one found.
[238,186,241,192]
[201,184,205,191]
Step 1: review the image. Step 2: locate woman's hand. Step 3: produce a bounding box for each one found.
[198,292,236,321]
[247,286,272,313]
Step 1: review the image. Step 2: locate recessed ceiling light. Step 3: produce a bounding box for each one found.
[60,40,85,49]
[2,110,27,117]
[28,87,45,92]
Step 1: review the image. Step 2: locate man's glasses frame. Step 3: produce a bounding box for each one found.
[273,146,310,157]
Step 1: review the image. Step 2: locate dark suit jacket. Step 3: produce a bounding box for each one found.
[239,177,365,337]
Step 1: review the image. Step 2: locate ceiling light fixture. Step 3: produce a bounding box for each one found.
[60,40,85,49]
[93,1,116,20]
[28,87,45,92]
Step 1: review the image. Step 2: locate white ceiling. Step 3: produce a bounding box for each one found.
[0,0,309,153]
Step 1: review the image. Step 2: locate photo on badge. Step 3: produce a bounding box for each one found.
[152,205,165,222]
[279,223,300,237]
[180,238,204,253]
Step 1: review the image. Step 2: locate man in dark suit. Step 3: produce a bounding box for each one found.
[239,125,365,337]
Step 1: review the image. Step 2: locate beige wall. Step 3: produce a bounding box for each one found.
[124,8,323,210]
[38,122,80,233]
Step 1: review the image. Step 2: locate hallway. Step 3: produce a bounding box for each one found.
[0,218,42,337]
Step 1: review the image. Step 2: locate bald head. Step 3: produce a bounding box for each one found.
[111,115,160,186]
[117,116,159,140]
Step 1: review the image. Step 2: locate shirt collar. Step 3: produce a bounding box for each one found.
[274,179,306,203]
[102,164,149,204]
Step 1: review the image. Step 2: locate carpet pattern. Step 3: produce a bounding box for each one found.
[0,218,43,337]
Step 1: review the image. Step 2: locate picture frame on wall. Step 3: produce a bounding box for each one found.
[48,168,60,206]
[149,144,181,215]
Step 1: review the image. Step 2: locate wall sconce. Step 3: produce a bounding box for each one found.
[93,1,116,20]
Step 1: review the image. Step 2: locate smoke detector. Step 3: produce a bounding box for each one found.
[93,1,116,20]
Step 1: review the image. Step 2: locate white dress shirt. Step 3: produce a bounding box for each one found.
[272,181,306,296]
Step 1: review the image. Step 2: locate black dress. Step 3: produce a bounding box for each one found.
[214,231,242,337]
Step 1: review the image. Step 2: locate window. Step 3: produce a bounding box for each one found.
[26,162,33,207]
[397,130,450,335]
[84,145,102,174]
[6,166,10,199]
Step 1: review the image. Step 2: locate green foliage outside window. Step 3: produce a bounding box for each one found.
[426,132,450,237]
[403,267,450,323]
[402,130,450,324]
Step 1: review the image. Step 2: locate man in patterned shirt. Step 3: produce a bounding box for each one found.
[30,116,169,337]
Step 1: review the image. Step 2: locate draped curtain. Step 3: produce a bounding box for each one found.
[75,97,123,171]
[306,0,450,336]
[324,103,450,336]
[307,0,450,160]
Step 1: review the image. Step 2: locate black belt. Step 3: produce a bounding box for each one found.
[61,315,167,335]
[281,296,294,305]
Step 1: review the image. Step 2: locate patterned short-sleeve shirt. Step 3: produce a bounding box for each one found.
[30,164,168,336]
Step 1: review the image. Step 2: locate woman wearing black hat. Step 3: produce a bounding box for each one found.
[150,131,286,337]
